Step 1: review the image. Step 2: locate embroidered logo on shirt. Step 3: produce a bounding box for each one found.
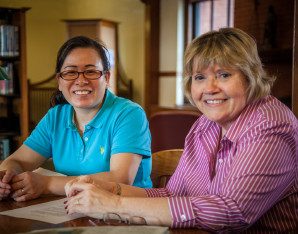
[100,146,105,155]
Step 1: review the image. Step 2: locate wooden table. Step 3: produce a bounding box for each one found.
[0,196,208,234]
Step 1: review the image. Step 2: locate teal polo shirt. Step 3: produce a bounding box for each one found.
[24,90,152,188]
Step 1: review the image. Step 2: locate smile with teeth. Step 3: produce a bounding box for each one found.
[74,90,91,95]
[205,99,226,104]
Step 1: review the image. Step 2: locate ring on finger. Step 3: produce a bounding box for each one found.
[76,198,80,205]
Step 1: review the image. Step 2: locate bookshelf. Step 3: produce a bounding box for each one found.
[0,7,29,159]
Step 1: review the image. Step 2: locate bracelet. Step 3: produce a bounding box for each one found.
[115,183,122,196]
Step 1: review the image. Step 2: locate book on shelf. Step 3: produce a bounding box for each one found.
[0,24,19,57]
[0,62,14,94]
[0,138,10,160]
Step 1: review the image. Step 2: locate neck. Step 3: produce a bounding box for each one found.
[221,128,226,139]
[74,108,98,136]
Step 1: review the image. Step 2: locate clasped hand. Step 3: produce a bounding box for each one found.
[0,169,46,201]
[64,176,121,219]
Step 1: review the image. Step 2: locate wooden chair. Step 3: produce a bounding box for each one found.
[151,149,183,188]
[149,110,200,153]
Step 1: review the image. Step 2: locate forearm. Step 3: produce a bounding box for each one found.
[0,158,24,174]
[89,171,130,184]
[88,174,147,197]
[116,197,172,226]
[116,183,147,197]
[45,176,76,195]
[46,171,147,196]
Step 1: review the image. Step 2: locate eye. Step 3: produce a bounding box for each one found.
[193,74,205,81]
[62,71,77,77]
[85,70,98,75]
[218,72,231,79]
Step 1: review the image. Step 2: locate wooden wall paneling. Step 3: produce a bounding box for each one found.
[143,0,160,116]
[19,8,29,143]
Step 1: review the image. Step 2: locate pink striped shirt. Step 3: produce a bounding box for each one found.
[146,96,298,232]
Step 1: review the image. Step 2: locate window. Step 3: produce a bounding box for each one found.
[177,0,234,105]
[185,0,234,45]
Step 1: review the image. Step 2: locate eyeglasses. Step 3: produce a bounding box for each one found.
[88,212,147,226]
[59,70,105,81]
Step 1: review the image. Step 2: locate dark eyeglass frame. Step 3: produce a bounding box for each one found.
[88,212,147,226]
[59,70,106,81]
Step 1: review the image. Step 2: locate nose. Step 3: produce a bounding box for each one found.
[204,77,219,94]
[75,72,88,84]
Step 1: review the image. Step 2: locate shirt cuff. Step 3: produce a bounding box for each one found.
[145,188,170,197]
[168,196,197,228]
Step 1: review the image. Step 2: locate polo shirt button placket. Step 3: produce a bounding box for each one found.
[79,148,84,160]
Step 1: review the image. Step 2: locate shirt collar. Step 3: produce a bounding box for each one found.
[66,89,116,129]
[88,89,116,128]
[195,97,266,143]
[224,97,265,142]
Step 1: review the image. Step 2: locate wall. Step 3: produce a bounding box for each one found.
[0,0,145,105]
[234,0,294,107]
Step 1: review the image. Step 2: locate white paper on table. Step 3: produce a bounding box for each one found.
[0,198,85,224]
[33,167,66,177]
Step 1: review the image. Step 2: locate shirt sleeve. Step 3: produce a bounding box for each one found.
[157,120,297,231]
[23,110,53,158]
[111,105,151,157]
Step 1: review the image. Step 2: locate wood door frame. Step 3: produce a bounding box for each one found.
[142,0,160,116]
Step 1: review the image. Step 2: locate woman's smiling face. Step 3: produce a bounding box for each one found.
[58,47,109,112]
[191,63,249,132]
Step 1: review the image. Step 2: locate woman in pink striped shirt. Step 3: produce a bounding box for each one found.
[64,28,298,233]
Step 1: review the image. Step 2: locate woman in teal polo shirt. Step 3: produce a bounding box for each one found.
[0,36,152,202]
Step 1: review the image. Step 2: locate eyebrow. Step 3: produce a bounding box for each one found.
[62,64,98,70]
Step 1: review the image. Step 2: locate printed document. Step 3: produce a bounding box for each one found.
[0,198,84,224]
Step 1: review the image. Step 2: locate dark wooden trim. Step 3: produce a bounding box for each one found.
[293,0,298,117]
[19,9,29,143]
[144,0,160,116]
[184,0,190,48]
[158,71,178,77]
[29,74,56,87]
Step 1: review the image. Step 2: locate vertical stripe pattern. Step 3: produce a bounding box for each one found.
[145,96,298,232]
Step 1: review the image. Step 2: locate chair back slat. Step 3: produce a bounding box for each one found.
[151,149,183,188]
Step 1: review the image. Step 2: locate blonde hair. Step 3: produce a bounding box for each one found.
[184,28,275,105]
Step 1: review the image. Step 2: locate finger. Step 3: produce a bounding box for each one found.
[65,181,75,197]
[13,192,36,202]
[10,180,25,192]
[66,181,95,198]
[0,187,11,197]
[0,180,11,190]
[10,173,25,183]
[66,195,85,215]
[65,177,84,197]
[0,170,6,179]
[11,187,26,199]
[1,170,16,184]
[65,176,94,197]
